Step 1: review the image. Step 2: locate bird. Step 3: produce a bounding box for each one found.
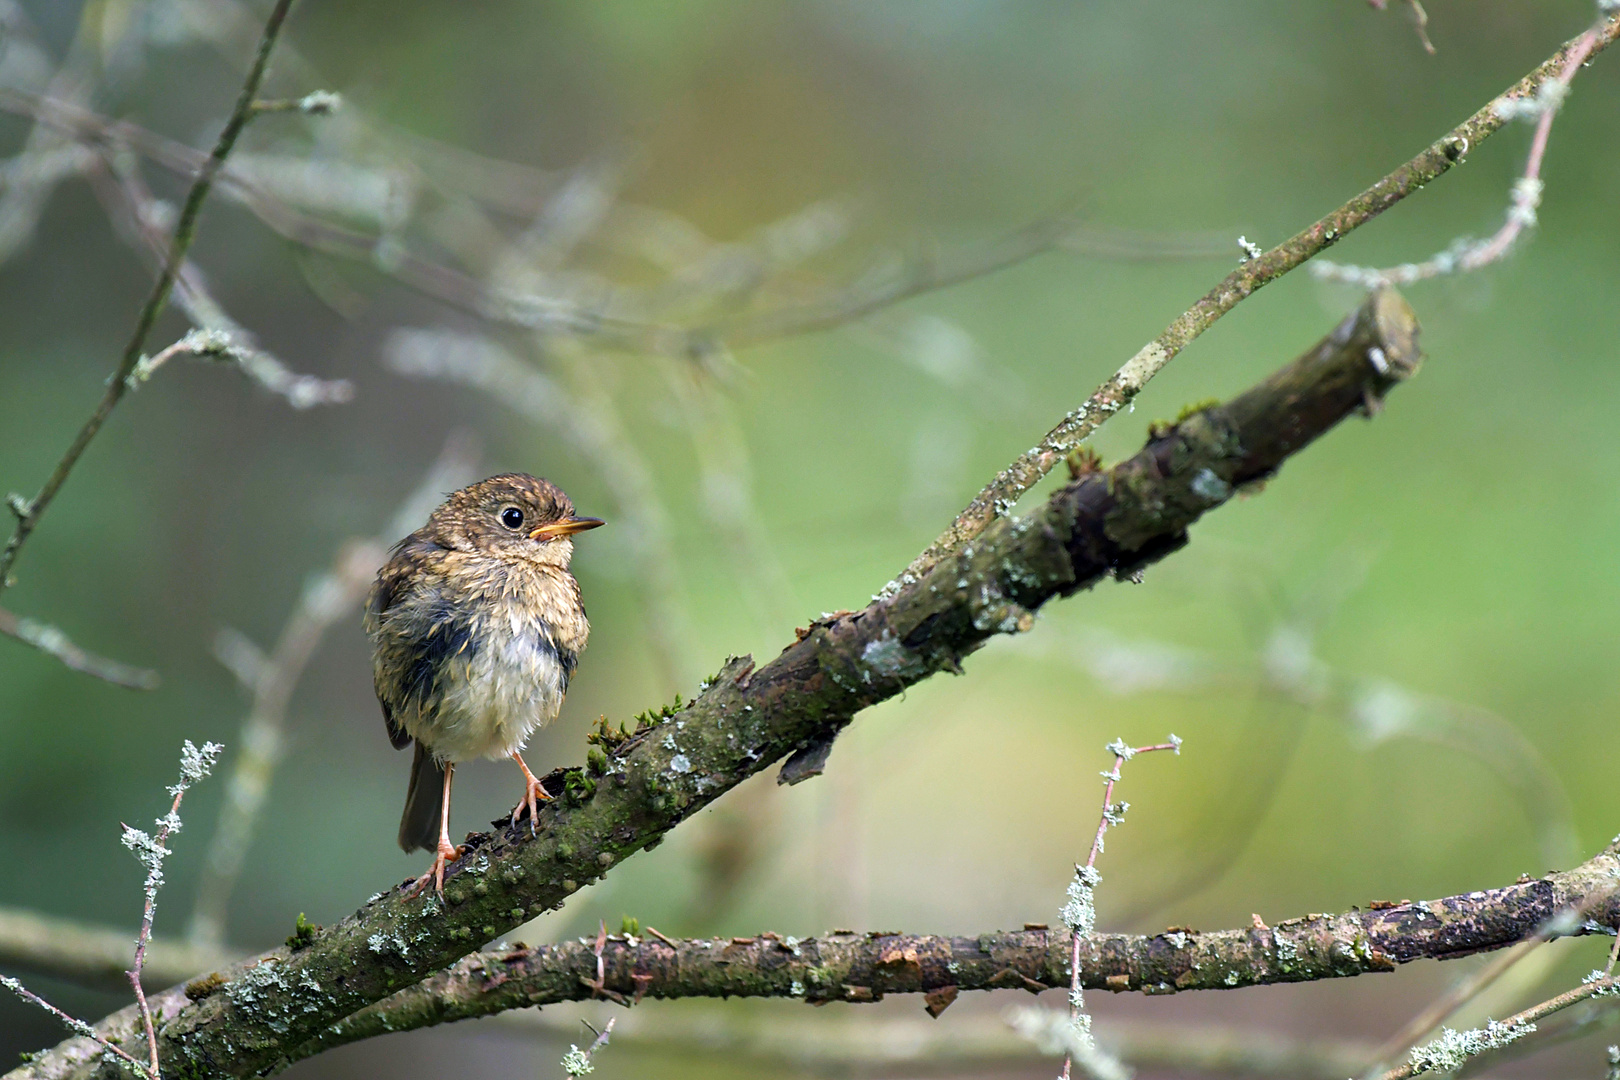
[364,473,603,897]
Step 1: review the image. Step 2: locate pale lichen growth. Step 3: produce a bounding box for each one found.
[1407,1019,1534,1075]
[1189,467,1232,503]
[0,975,99,1040]
[297,89,342,114]
[560,1045,594,1075]
[1104,738,1136,761]
[1584,971,1620,995]
[124,740,223,916]
[1061,865,1101,935]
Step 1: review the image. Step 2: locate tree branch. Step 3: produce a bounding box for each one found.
[0,0,297,597]
[299,841,1620,1057]
[0,907,232,995]
[895,12,1620,590]
[7,288,1421,1079]
[0,608,158,690]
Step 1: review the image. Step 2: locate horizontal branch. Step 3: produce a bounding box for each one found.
[7,288,1423,1080]
[291,841,1620,1056]
[0,908,231,995]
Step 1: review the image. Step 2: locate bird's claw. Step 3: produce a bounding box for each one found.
[511,774,553,835]
[407,839,465,900]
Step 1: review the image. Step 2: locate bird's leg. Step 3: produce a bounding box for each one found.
[409,762,464,899]
[510,751,553,833]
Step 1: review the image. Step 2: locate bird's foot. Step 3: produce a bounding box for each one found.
[407,838,465,899]
[510,772,554,834]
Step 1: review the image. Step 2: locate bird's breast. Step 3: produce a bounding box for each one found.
[381,565,588,763]
[428,614,577,762]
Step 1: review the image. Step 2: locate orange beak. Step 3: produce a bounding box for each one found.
[528,516,605,541]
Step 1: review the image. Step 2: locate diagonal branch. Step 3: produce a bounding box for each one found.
[895,13,1620,589]
[0,607,159,689]
[0,0,297,598]
[7,288,1421,1079]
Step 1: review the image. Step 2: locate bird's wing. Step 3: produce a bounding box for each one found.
[367,536,440,751]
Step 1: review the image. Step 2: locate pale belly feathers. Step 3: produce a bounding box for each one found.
[400,608,573,762]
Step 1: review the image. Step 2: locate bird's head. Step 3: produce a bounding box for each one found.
[424,473,603,568]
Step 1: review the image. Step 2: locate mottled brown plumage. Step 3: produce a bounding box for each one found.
[365,473,602,897]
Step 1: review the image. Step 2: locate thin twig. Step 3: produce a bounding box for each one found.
[0,0,298,597]
[1059,737,1181,1080]
[1376,975,1620,1080]
[560,1016,616,1076]
[893,13,1620,591]
[1368,897,1611,1067]
[1370,0,1437,55]
[0,975,152,1077]
[717,215,1080,350]
[0,606,158,689]
[1317,12,1609,287]
[130,796,182,1074]
[248,90,340,115]
[87,151,352,409]
[123,741,225,1078]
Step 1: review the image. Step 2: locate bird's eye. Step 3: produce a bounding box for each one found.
[500,507,525,530]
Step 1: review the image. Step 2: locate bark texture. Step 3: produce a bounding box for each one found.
[9,291,1423,1080]
[290,841,1620,1056]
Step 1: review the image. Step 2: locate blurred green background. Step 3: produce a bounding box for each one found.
[3,1,1620,1076]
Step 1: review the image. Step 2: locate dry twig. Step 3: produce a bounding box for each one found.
[0,0,299,596]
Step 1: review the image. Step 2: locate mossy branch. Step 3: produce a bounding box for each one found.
[6,289,1421,1079]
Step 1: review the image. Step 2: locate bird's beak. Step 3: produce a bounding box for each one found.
[529,516,605,541]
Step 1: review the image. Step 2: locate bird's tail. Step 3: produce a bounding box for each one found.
[398,742,446,853]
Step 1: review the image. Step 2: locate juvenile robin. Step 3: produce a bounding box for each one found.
[365,473,603,896]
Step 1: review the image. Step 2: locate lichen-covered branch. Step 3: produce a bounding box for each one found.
[287,840,1620,1058]
[5,290,1421,1078]
[895,13,1620,590]
[1379,972,1620,1080]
